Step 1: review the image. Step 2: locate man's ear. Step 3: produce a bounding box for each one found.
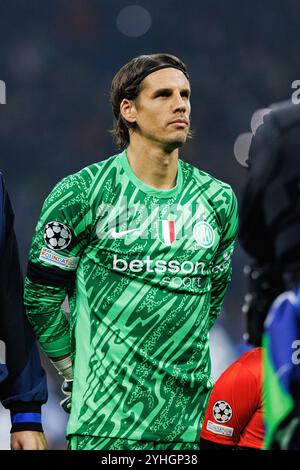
[120,99,137,124]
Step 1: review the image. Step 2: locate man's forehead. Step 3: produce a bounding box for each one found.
[141,68,190,91]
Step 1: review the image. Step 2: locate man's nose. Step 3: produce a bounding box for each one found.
[172,92,187,113]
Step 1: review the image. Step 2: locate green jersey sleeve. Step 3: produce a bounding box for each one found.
[24,172,91,357]
[208,188,239,329]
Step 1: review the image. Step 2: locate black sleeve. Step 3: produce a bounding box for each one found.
[0,174,48,432]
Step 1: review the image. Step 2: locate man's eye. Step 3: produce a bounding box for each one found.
[157,92,170,98]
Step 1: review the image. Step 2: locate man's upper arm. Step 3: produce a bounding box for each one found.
[209,188,239,329]
[27,172,91,286]
[24,172,91,357]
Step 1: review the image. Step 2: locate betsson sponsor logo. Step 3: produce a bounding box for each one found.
[112,255,231,275]
[112,254,207,274]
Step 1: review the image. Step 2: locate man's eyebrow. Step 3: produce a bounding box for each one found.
[151,87,191,97]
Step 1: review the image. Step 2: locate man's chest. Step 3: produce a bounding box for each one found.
[83,196,222,293]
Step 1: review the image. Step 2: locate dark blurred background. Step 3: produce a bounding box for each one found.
[0,0,299,449]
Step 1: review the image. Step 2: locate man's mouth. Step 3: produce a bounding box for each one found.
[169,119,189,127]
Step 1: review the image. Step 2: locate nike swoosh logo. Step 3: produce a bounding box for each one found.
[111,228,141,238]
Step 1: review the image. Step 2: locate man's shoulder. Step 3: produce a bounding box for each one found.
[75,152,120,183]
[236,347,262,379]
[181,159,234,196]
[239,347,262,362]
[54,153,120,193]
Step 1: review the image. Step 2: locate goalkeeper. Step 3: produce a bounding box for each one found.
[24,53,238,451]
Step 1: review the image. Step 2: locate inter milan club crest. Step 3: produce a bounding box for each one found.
[193,221,215,248]
[159,219,176,246]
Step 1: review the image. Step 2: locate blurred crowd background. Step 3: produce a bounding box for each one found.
[0,0,299,449]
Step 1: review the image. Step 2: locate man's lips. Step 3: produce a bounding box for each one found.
[169,119,189,126]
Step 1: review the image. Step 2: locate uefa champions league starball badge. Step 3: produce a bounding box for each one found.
[44,221,72,250]
[212,400,233,423]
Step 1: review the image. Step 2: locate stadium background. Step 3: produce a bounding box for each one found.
[0,0,298,449]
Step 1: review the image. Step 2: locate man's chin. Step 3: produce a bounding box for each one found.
[163,136,186,151]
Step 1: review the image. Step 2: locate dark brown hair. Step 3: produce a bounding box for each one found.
[110,53,190,148]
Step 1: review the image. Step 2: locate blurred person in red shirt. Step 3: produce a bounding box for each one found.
[200,347,264,450]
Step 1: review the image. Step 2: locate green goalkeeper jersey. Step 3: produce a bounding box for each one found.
[24,149,238,442]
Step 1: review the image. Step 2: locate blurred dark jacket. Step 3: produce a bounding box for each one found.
[0,172,47,433]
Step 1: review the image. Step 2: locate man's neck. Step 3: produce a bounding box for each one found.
[126,140,180,190]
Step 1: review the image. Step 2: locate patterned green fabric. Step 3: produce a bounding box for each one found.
[24,280,70,356]
[24,149,238,442]
[68,434,200,450]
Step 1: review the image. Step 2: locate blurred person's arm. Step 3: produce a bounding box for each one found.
[0,173,48,449]
[10,431,48,451]
[200,349,262,450]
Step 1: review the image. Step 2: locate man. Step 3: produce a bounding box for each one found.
[200,347,264,450]
[0,173,48,450]
[238,100,300,449]
[200,101,300,452]
[24,53,238,450]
